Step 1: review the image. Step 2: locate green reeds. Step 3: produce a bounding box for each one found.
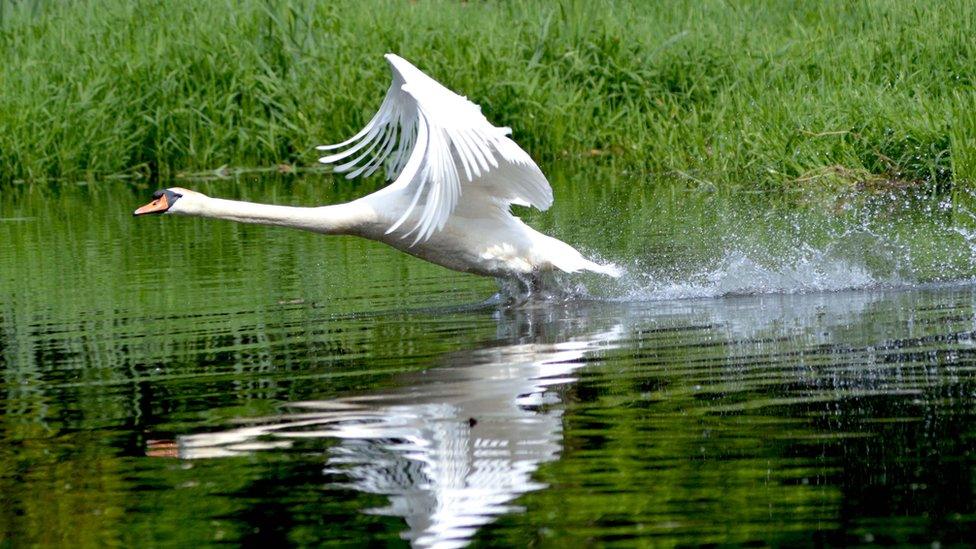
[1,0,975,190]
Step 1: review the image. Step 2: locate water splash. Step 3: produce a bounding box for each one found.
[620,249,882,300]
[583,186,976,301]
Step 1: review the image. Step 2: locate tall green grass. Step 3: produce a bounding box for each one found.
[2,0,976,190]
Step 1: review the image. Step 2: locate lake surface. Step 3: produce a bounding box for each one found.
[3,171,976,546]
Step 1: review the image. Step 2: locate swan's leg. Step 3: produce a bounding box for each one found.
[488,273,563,306]
[488,278,517,306]
[513,274,544,297]
[491,276,535,305]
[528,273,544,294]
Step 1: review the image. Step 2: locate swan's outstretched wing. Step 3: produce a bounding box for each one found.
[317,54,553,244]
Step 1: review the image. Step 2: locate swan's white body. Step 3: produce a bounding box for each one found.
[139,54,619,279]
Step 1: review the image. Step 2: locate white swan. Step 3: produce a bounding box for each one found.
[134,54,619,282]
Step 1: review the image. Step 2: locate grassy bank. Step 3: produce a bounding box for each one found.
[2,0,976,191]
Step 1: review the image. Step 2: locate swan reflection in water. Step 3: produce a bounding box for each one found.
[173,303,626,548]
[165,290,900,547]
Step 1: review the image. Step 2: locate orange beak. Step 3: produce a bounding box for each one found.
[133,194,170,216]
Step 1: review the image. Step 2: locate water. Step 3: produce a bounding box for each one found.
[3,173,976,546]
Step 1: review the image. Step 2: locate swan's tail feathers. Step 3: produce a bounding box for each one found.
[579,259,624,278]
[541,236,623,278]
[550,251,623,278]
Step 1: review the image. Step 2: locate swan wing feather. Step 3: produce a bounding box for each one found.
[317,54,553,244]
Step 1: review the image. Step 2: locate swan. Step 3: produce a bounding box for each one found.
[134,54,620,285]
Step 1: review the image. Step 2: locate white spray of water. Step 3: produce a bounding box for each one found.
[616,249,883,301]
[577,188,976,302]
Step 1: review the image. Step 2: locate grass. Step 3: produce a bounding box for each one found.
[2,0,976,192]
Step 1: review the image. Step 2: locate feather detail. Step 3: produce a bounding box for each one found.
[317,54,553,245]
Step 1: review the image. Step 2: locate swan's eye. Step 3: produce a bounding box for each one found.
[151,189,182,201]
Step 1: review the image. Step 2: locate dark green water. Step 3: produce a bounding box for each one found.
[3,173,976,546]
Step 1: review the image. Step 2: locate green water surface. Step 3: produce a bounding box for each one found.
[2,170,976,546]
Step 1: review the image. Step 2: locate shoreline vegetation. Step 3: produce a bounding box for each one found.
[2,0,975,196]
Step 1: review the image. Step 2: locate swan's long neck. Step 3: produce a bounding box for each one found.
[175,196,376,235]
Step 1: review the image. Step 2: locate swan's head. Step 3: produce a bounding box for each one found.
[133,187,204,216]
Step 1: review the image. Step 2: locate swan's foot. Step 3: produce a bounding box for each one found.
[493,272,588,306]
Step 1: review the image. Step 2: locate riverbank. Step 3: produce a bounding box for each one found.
[2,0,974,192]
